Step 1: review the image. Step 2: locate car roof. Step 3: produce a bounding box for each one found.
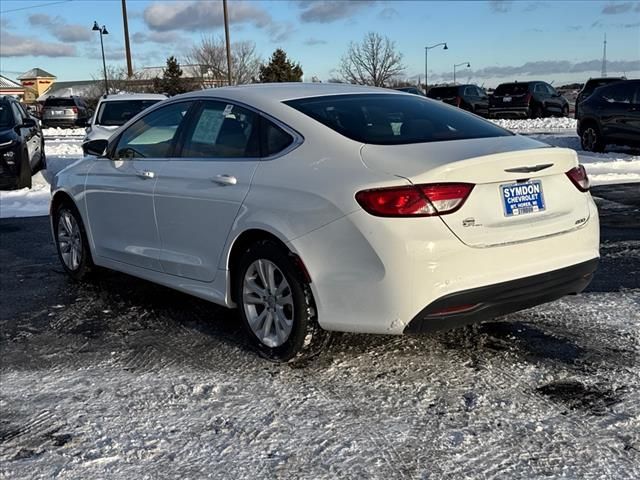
[175,82,404,107]
[99,93,167,102]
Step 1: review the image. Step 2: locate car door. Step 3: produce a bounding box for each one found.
[534,83,550,112]
[10,102,38,169]
[153,99,261,282]
[475,87,490,116]
[16,102,42,166]
[84,100,194,271]
[546,84,564,113]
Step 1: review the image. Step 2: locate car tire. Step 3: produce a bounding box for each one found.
[234,239,329,363]
[580,124,605,153]
[530,104,544,119]
[53,201,94,281]
[18,153,32,189]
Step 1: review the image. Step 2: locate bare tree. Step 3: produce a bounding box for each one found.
[338,32,405,87]
[187,36,261,86]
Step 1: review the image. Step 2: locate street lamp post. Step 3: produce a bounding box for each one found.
[92,21,109,95]
[424,42,448,92]
[453,62,471,84]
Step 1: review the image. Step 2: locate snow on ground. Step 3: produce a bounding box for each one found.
[0,139,83,218]
[42,127,86,138]
[490,117,578,133]
[1,287,638,479]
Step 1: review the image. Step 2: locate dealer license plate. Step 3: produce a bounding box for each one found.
[501,180,545,216]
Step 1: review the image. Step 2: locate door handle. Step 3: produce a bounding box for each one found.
[212,174,237,186]
[136,170,155,179]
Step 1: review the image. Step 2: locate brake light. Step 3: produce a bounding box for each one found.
[72,107,78,114]
[355,183,474,217]
[525,93,532,105]
[566,165,590,192]
[456,96,462,107]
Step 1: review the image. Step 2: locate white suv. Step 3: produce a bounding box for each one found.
[83,93,166,149]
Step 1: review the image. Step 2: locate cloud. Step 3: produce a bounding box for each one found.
[297,0,376,23]
[131,31,186,44]
[85,45,127,61]
[143,0,271,32]
[267,21,296,43]
[378,7,399,20]
[601,2,635,14]
[28,13,91,42]
[488,0,512,13]
[0,30,77,57]
[304,37,328,46]
[432,59,640,81]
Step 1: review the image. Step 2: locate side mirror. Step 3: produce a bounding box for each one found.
[83,138,108,157]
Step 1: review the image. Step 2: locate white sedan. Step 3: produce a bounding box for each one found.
[51,83,599,361]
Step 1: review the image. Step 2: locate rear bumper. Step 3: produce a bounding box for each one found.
[489,107,529,118]
[403,258,598,333]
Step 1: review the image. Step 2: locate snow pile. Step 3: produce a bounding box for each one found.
[43,127,86,138]
[0,141,83,218]
[490,118,578,133]
[0,173,51,218]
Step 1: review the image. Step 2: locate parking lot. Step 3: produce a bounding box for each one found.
[1,184,638,479]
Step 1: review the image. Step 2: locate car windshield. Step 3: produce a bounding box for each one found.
[45,98,76,107]
[494,83,529,96]
[96,99,162,126]
[0,102,16,129]
[427,87,459,98]
[285,94,511,145]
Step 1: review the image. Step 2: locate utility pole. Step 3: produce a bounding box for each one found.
[601,33,607,77]
[223,0,232,86]
[92,21,109,95]
[122,0,133,77]
[425,43,448,92]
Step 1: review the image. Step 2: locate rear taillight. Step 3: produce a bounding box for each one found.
[355,183,474,217]
[72,107,78,114]
[566,165,590,192]
[525,93,532,105]
[456,96,462,107]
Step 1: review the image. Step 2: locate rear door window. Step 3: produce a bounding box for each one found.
[180,101,259,158]
[285,94,511,145]
[97,100,162,126]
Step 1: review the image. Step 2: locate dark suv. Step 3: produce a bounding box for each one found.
[490,81,569,118]
[576,79,639,152]
[575,77,626,118]
[42,96,92,128]
[427,84,489,116]
[0,96,45,189]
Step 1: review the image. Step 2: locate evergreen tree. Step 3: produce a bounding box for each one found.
[153,56,192,96]
[258,49,303,83]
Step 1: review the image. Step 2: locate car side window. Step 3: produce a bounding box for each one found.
[180,101,259,158]
[534,84,545,93]
[601,83,635,104]
[546,85,557,95]
[115,101,193,159]
[261,117,294,157]
[463,86,474,96]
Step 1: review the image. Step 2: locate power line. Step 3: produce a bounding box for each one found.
[0,0,73,14]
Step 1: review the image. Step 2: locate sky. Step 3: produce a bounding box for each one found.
[0,0,639,87]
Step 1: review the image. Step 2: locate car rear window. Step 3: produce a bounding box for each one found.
[97,99,162,126]
[583,79,624,96]
[44,98,76,107]
[284,94,511,145]
[427,87,459,98]
[494,83,529,96]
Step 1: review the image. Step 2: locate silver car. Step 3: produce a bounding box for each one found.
[42,96,91,128]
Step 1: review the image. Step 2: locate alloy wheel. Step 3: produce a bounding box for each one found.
[582,127,598,151]
[242,259,294,348]
[57,209,83,271]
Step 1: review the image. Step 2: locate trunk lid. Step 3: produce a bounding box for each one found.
[360,135,592,247]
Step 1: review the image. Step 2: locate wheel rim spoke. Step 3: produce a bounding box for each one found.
[57,210,81,271]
